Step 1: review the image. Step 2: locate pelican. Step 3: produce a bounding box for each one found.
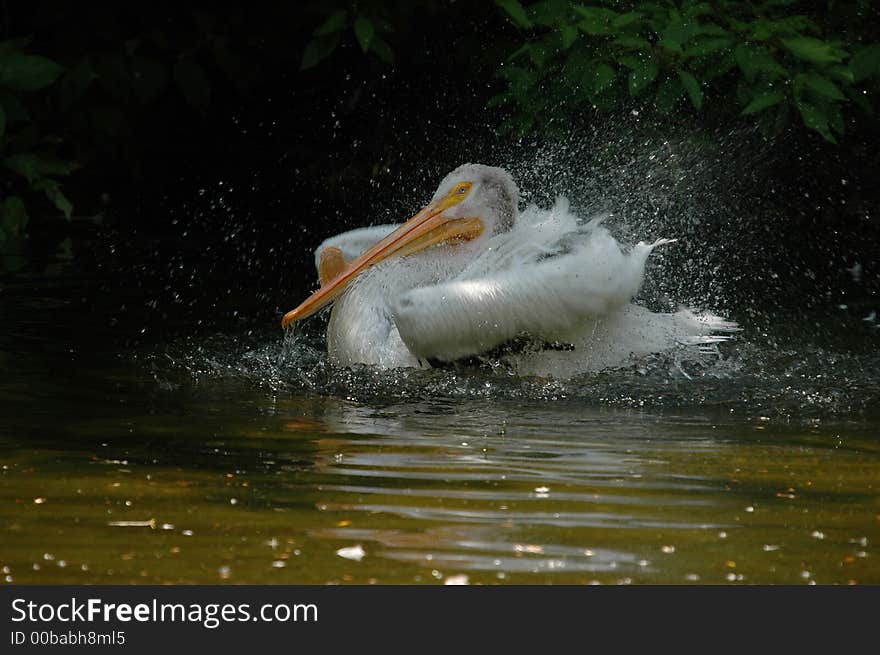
[281,164,736,378]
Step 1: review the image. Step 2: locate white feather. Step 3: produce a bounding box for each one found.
[393,198,674,362]
[510,305,738,378]
[314,223,400,270]
[306,177,736,378]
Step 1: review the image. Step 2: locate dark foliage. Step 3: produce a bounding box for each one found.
[0,1,878,334]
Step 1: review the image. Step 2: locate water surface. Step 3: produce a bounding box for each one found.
[0,290,877,585]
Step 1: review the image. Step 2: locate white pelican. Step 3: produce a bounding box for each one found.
[281,164,736,378]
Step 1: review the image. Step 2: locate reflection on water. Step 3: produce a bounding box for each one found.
[0,294,878,584]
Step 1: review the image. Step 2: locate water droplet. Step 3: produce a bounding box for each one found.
[444,574,469,585]
[336,545,365,561]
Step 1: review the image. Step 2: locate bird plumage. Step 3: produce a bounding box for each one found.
[296,164,736,378]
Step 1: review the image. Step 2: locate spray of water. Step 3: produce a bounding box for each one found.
[144,120,878,420]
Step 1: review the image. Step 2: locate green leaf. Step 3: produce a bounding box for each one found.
[625,55,658,96]
[741,90,785,115]
[612,37,652,51]
[33,179,73,219]
[354,17,375,53]
[0,196,27,237]
[508,43,530,62]
[802,73,845,101]
[828,104,844,135]
[654,76,684,113]
[677,70,703,109]
[57,57,96,109]
[300,34,341,70]
[659,17,697,52]
[590,62,616,94]
[589,85,618,112]
[682,37,734,59]
[529,0,570,27]
[703,50,736,80]
[370,36,395,64]
[734,44,787,81]
[617,54,642,70]
[496,0,533,29]
[612,11,642,28]
[574,6,619,36]
[0,54,65,91]
[315,10,348,36]
[173,59,210,111]
[781,37,843,64]
[684,2,713,19]
[849,44,880,83]
[0,103,5,138]
[796,98,835,142]
[561,25,578,50]
[529,40,557,68]
[4,153,78,183]
[751,16,818,40]
[695,24,728,38]
[828,65,855,84]
[53,189,73,220]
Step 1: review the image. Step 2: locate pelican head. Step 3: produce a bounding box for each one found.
[281,164,518,327]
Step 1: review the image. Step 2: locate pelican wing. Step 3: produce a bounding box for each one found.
[313,224,401,276]
[392,199,671,362]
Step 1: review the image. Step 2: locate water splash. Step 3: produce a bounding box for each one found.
[147,319,880,422]
[140,125,878,422]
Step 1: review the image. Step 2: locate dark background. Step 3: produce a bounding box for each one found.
[2,586,876,653]
[1,2,878,344]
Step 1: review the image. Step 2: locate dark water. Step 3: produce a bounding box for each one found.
[0,286,878,585]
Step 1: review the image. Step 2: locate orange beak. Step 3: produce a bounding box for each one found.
[281,190,483,328]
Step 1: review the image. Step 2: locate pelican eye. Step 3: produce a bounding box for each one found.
[456,185,469,195]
